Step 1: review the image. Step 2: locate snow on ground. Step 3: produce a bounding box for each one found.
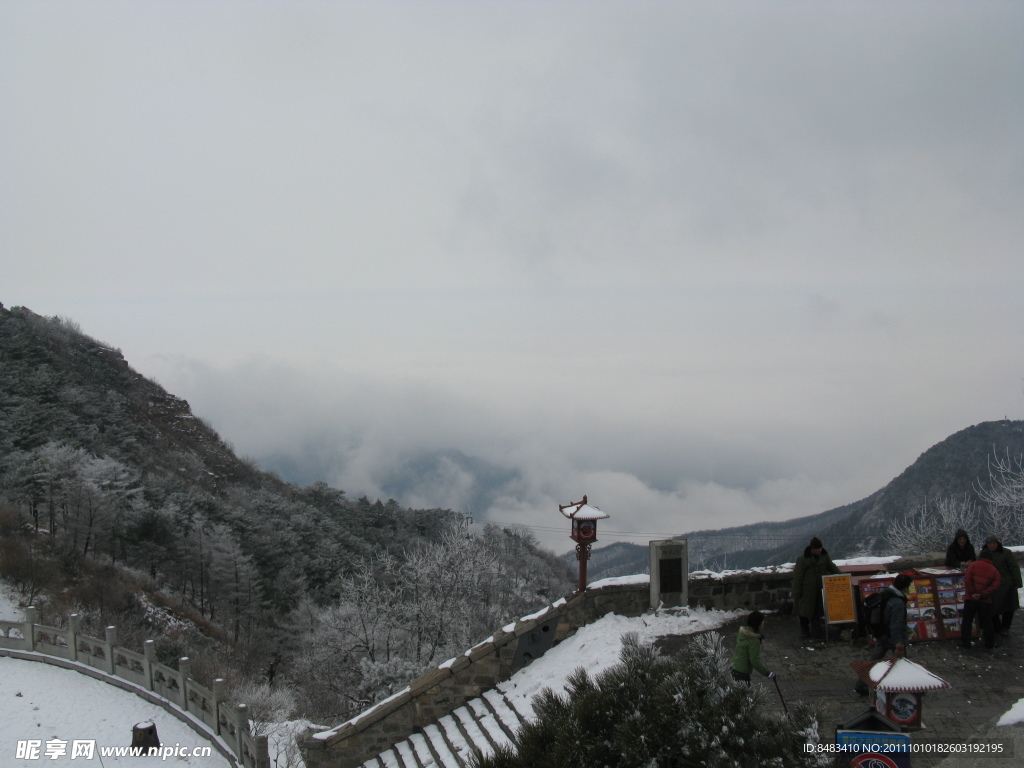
[0,655,232,767]
[998,698,1024,727]
[496,606,744,718]
[0,585,313,768]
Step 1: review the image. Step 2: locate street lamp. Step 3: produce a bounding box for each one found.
[559,495,610,593]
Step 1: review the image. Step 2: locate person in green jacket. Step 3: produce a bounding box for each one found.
[986,535,1022,635]
[792,536,842,638]
[730,610,776,686]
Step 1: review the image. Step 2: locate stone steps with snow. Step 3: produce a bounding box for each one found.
[357,692,527,768]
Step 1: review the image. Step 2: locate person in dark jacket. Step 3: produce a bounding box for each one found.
[792,537,841,638]
[961,549,1001,649]
[944,529,976,569]
[730,610,776,686]
[986,535,1022,635]
[855,573,911,695]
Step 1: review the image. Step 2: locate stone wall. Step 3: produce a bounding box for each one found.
[685,551,1024,613]
[688,569,794,612]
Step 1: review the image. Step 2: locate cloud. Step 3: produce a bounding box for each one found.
[139,347,980,553]
[4,2,1024,553]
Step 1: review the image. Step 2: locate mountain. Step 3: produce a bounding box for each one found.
[0,306,255,487]
[0,303,573,720]
[0,304,447,603]
[575,419,1024,580]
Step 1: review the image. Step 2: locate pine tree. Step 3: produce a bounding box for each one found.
[474,632,829,768]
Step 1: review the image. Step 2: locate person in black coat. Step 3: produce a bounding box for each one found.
[792,537,841,638]
[944,529,976,569]
[855,573,912,695]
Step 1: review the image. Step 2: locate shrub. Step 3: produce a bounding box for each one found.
[474,632,828,768]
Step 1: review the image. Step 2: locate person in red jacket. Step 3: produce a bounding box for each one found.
[961,549,1002,650]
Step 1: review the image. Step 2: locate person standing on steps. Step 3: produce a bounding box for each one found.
[792,537,841,638]
[730,610,776,686]
[985,535,1021,636]
[855,573,912,696]
[961,548,1001,650]
[944,529,976,569]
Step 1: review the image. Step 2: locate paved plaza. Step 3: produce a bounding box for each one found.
[657,613,1024,767]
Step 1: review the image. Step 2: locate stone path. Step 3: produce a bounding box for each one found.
[659,614,1024,768]
[357,690,529,768]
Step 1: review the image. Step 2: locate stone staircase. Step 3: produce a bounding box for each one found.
[358,689,530,768]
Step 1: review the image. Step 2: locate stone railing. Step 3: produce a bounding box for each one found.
[0,607,268,768]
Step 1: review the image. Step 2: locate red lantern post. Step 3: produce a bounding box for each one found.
[559,495,610,593]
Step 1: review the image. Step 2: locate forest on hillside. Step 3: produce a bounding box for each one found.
[0,305,573,723]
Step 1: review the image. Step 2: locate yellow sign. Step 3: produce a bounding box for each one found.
[823,573,856,624]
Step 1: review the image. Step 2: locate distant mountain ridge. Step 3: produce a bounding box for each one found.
[574,419,1024,580]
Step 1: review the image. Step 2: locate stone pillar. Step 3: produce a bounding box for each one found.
[256,734,270,768]
[68,614,80,662]
[104,626,117,674]
[649,539,688,609]
[23,606,38,652]
[178,657,191,709]
[212,679,226,736]
[143,640,156,690]
[235,703,250,764]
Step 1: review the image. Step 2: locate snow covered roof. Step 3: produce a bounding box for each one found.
[869,657,950,692]
[559,502,609,520]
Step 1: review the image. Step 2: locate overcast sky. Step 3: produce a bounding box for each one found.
[3,1,1023,552]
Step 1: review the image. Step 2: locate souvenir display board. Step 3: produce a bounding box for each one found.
[857,571,974,643]
[933,571,968,638]
[905,576,941,642]
[857,575,895,604]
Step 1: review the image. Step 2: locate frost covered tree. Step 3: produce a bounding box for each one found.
[228,680,297,734]
[475,632,827,768]
[977,450,1024,542]
[885,495,982,554]
[886,450,1024,554]
[289,523,572,719]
